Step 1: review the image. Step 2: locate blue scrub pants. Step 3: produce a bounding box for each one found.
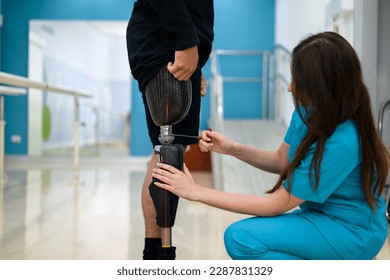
[224,214,343,260]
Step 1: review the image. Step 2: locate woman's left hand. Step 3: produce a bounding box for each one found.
[152,163,198,201]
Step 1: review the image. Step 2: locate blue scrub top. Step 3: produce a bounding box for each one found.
[283,109,388,259]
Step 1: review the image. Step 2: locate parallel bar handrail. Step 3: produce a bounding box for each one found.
[210,49,271,125]
[377,99,390,222]
[210,46,292,190]
[273,45,292,122]
[378,99,390,138]
[0,85,27,95]
[214,49,270,56]
[222,77,262,83]
[88,104,128,118]
[274,44,292,56]
[275,73,290,87]
[210,49,272,190]
[0,71,92,98]
[87,104,129,146]
[0,71,93,180]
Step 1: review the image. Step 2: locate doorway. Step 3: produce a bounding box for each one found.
[28,20,131,159]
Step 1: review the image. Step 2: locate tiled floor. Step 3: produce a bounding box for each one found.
[0,163,246,259]
[1,156,389,260]
[0,119,389,260]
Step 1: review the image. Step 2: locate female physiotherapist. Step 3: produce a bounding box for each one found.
[152,31,390,260]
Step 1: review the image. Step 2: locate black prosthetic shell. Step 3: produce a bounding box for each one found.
[145,67,192,126]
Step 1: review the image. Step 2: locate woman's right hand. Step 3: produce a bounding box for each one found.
[199,129,234,155]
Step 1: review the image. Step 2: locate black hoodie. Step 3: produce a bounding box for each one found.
[126,0,214,92]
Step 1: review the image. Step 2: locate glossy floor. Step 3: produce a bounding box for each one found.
[0,162,244,260]
[0,160,389,260]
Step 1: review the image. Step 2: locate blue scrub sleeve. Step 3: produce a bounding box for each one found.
[283,138,360,203]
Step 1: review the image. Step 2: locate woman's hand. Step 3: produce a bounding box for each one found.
[199,130,235,155]
[152,163,199,201]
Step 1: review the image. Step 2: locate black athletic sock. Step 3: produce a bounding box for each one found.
[143,238,162,260]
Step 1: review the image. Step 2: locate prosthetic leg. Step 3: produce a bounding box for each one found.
[145,67,192,260]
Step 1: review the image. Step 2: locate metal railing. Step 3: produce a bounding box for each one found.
[210,49,272,133]
[209,46,292,189]
[210,49,272,188]
[378,99,390,138]
[0,71,92,185]
[378,99,390,222]
[273,44,292,122]
[87,104,129,147]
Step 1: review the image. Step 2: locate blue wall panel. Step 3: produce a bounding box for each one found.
[214,0,275,51]
[213,0,275,120]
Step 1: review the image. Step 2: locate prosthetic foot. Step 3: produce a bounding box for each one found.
[145,67,192,260]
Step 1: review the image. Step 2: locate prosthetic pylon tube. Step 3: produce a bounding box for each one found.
[145,67,192,260]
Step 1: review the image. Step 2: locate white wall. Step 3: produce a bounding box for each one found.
[275,0,383,128]
[33,21,130,84]
[275,0,330,125]
[275,0,330,51]
[377,0,390,153]
[353,0,379,113]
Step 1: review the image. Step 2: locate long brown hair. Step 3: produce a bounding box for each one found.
[268,32,389,210]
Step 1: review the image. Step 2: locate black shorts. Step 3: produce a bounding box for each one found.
[141,73,201,147]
